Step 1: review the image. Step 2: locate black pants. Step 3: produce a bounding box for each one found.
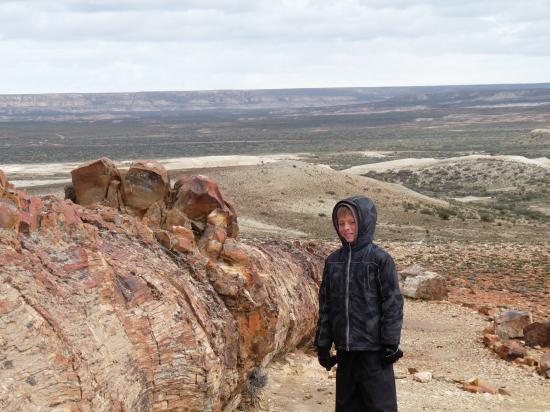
[335,351,397,412]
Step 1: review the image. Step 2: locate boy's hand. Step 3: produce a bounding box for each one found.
[317,348,338,371]
[383,345,403,364]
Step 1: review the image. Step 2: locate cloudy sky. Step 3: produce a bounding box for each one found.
[1,0,550,94]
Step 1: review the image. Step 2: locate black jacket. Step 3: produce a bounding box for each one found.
[315,196,403,351]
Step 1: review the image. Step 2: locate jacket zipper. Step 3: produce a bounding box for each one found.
[345,245,351,351]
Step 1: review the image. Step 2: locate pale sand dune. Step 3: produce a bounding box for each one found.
[343,154,550,174]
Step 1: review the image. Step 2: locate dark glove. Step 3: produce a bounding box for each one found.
[317,347,338,371]
[382,345,403,364]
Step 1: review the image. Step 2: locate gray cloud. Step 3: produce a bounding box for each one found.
[0,0,549,93]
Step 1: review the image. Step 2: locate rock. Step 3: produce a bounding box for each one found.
[478,305,498,318]
[539,352,550,378]
[462,378,497,394]
[164,207,191,230]
[495,339,526,361]
[495,310,532,339]
[413,371,432,383]
[399,265,448,300]
[173,175,227,221]
[483,333,500,349]
[70,157,120,206]
[0,197,20,231]
[407,367,418,374]
[0,169,10,190]
[523,322,550,348]
[122,160,169,213]
[498,388,511,396]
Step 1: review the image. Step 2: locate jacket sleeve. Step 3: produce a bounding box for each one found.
[314,262,332,349]
[377,254,404,346]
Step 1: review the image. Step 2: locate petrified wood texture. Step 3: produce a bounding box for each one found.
[0,170,328,411]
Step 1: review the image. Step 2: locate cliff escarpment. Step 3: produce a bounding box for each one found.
[0,163,329,411]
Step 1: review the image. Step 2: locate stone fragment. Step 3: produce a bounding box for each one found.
[0,169,8,190]
[18,196,43,234]
[71,157,120,206]
[495,339,526,361]
[498,388,511,396]
[122,160,169,212]
[483,333,500,349]
[221,238,252,267]
[207,208,230,228]
[478,306,498,318]
[462,377,497,394]
[538,352,550,378]
[0,198,20,231]
[164,208,191,231]
[104,179,121,209]
[413,371,432,383]
[495,310,532,339]
[173,175,226,220]
[399,265,448,300]
[523,322,550,348]
[142,200,165,229]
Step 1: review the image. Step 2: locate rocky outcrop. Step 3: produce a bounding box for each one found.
[398,265,448,300]
[0,167,330,411]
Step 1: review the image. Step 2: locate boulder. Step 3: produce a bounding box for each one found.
[122,160,169,213]
[539,352,550,378]
[70,157,120,206]
[495,310,532,339]
[173,175,227,221]
[399,265,448,300]
[523,322,550,348]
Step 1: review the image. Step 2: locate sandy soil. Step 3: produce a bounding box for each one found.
[259,300,550,412]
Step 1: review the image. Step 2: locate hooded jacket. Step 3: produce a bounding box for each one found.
[314,196,403,351]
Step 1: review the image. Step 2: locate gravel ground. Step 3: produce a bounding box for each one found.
[259,300,550,412]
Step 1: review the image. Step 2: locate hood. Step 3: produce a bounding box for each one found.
[332,196,377,250]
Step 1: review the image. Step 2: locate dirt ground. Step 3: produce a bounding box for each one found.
[259,300,550,412]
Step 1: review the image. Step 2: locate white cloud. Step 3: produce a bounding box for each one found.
[0,0,549,93]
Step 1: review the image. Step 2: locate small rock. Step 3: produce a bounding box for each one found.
[498,388,511,396]
[463,378,497,394]
[495,339,526,361]
[413,371,432,383]
[303,394,312,400]
[407,367,418,374]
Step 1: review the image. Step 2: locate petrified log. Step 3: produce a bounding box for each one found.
[0,175,328,411]
[70,157,120,206]
[122,160,169,214]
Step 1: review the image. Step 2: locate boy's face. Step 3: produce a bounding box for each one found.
[337,212,357,243]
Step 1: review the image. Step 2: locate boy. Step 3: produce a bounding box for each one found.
[315,196,404,412]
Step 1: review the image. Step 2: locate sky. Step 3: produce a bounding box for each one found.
[1,0,550,94]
